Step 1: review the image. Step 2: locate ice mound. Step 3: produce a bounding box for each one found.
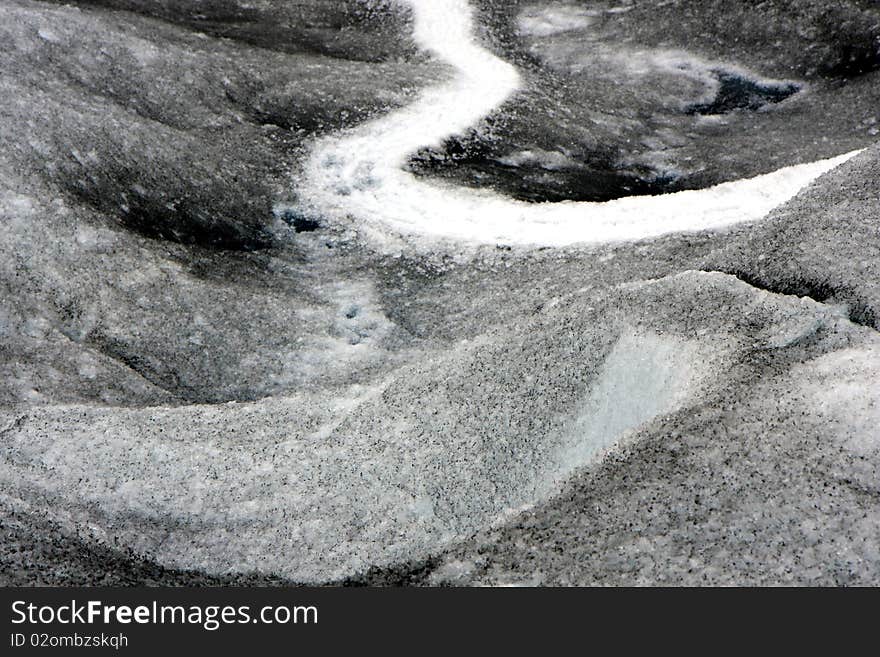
[2,271,860,582]
[433,340,880,585]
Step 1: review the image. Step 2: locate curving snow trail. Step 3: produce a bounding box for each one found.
[295,0,861,247]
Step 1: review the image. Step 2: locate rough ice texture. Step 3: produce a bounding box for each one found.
[411,0,880,203]
[1,0,879,586]
[2,270,874,583]
[293,0,861,248]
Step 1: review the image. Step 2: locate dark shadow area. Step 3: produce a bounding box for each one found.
[687,71,800,115]
[409,134,681,203]
[279,210,322,233]
[709,269,877,330]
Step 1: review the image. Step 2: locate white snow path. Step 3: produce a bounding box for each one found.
[295,0,862,247]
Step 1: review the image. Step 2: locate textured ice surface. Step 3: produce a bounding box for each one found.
[0,273,795,581]
[429,331,880,586]
[516,5,594,37]
[409,0,880,204]
[293,0,861,248]
[1,0,879,585]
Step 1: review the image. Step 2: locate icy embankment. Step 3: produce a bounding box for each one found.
[3,269,873,582]
[294,0,860,247]
[0,276,722,582]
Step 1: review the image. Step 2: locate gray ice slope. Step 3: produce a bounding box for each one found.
[1,1,879,585]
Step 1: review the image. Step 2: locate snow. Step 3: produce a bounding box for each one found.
[495,148,584,171]
[293,0,861,249]
[547,331,703,485]
[796,347,880,460]
[517,5,594,37]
